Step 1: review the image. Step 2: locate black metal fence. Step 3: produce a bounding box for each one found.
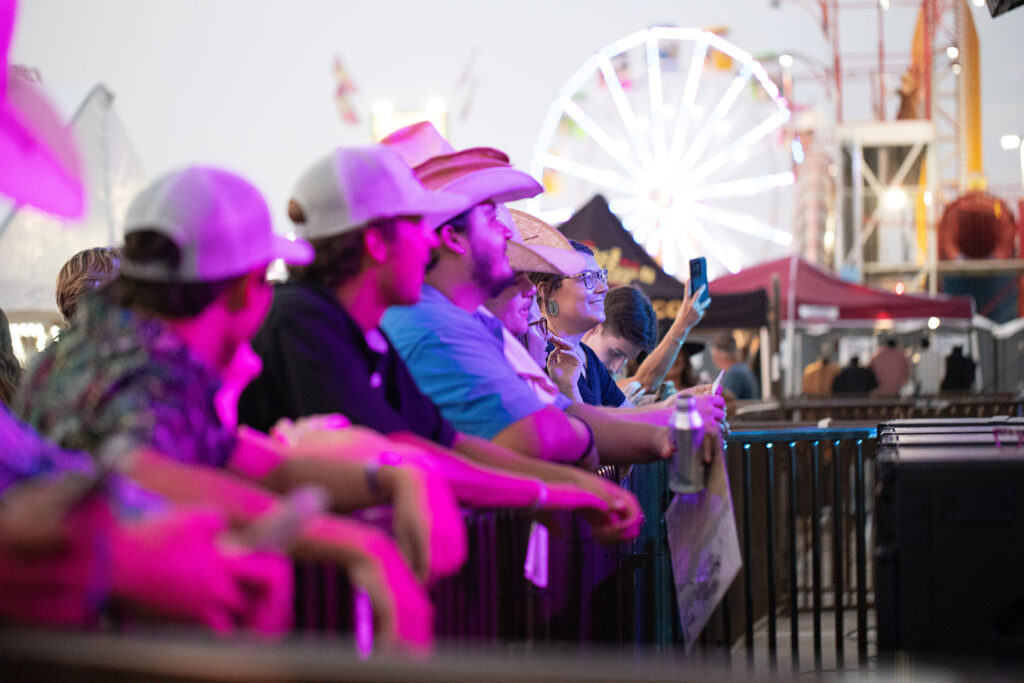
[291,424,881,673]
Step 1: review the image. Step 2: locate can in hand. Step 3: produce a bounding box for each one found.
[669,396,705,494]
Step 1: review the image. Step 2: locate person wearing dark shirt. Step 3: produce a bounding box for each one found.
[831,356,878,395]
[940,345,976,392]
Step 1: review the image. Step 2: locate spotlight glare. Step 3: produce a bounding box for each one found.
[778,54,794,68]
[928,316,941,330]
[1001,134,1022,150]
[885,187,908,210]
[946,46,959,60]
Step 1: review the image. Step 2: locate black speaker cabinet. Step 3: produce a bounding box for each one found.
[876,443,1024,658]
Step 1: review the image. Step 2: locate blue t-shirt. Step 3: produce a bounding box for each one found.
[381,285,570,439]
[721,362,761,400]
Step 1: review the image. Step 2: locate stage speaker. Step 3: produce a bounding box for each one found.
[875,443,1024,658]
[986,0,1024,17]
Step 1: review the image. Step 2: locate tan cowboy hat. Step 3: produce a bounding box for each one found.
[501,207,585,276]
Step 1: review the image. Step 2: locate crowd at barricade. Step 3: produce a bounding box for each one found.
[0,0,734,657]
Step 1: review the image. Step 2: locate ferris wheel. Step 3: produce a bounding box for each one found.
[529,27,798,280]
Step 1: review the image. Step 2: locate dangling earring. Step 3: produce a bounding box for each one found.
[547,300,559,317]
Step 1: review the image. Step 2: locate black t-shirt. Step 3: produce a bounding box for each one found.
[238,281,457,447]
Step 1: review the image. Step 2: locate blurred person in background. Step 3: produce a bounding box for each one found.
[710,330,760,400]
[0,307,21,406]
[55,246,123,325]
[868,336,909,397]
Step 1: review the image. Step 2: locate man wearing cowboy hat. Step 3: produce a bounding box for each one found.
[237,144,640,540]
[380,123,719,468]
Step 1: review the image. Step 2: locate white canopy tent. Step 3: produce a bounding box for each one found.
[0,83,145,319]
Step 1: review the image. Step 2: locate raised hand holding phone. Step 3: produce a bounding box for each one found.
[688,256,712,310]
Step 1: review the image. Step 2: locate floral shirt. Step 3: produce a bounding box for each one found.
[15,294,236,469]
[0,405,166,517]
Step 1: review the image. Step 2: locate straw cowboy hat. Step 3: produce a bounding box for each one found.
[501,207,585,277]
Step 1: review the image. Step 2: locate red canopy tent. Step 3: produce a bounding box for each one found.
[710,255,976,323]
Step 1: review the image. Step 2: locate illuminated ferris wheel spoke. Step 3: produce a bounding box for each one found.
[686,108,792,185]
[677,212,744,274]
[622,210,658,247]
[667,37,710,165]
[659,221,681,276]
[687,202,794,246]
[558,98,645,178]
[677,67,753,176]
[645,35,667,165]
[532,29,794,281]
[688,171,796,202]
[596,55,655,169]
[540,153,640,196]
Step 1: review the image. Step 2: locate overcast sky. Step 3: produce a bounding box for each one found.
[11,0,1024,229]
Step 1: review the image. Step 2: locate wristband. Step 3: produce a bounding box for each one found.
[364,451,403,500]
[570,415,596,466]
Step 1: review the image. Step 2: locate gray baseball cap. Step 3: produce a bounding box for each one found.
[121,166,313,282]
[289,145,472,240]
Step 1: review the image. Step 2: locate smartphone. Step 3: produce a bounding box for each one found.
[688,256,711,307]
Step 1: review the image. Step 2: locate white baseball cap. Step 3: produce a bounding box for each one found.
[121,166,314,282]
[289,145,472,240]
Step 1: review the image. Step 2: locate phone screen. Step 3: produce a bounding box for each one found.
[689,257,711,307]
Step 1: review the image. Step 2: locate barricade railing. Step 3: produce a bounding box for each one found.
[709,425,879,672]
[734,394,1024,423]
[291,424,880,674]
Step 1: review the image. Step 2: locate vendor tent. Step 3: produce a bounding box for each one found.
[710,254,976,323]
[558,195,769,328]
[0,84,146,316]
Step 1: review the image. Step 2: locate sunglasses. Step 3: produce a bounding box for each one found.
[528,317,549,336]
[569,268,609,290]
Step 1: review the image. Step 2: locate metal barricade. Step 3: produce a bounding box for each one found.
[291,425,880,672]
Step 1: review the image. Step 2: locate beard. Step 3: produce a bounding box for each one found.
[471,248,516,298]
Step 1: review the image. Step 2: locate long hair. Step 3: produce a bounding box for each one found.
[0,308,23,406]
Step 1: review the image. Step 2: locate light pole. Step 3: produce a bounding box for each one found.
[1001,134,1024,247]
[1001,134,1024,197]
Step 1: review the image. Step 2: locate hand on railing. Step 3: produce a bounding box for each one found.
[0,495,112,627]
[342,525,435,656]
[581,477,644,544]
[112,508,293,635]
[386,462,467,587]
